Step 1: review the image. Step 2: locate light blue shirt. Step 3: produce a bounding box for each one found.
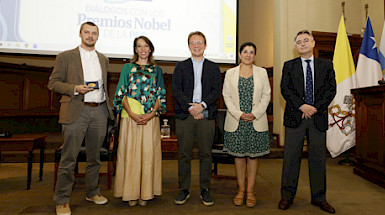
[191,58,207,108]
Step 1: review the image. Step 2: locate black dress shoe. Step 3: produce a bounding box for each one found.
[311,201,336,214]
[278,199,293,210]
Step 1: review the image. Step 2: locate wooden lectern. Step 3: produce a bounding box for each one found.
[351,85,385,189]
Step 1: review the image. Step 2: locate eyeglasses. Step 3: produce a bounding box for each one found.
[189,41,205,46]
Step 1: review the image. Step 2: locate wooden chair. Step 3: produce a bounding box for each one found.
[54,118,118,190]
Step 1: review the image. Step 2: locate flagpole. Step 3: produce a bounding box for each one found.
[336,2,354,166]
[341,2,346,23]
[361,4,369,37]
[365,4,368,22]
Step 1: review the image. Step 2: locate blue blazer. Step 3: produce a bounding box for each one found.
[172,58,221,120]
[280,57,336,131]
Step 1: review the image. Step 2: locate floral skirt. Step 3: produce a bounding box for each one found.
[224,120,270,158]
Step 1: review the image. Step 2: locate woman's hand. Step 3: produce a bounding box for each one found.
[129,112,145,124]
[136,111,156,125]
[240,113,255,122]
[245,113,256,121]
[240,113,249,121]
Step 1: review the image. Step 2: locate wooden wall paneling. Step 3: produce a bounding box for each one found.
[163,74,175,115]
[312,31,362,65]
[217,73,226,110]
[23,76,30,110]
[107,72,120,108]
[22,73,51,111]
[50,91,61,111]
[0,73,23,112]
[0,62,58,116]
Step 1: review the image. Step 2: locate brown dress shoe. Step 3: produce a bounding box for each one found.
[278,199,293,210]
[311,201,336,214]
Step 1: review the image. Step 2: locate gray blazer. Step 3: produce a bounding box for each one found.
[48,47,114,124]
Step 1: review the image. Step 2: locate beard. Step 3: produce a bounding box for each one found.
[82,39,96,48]
[84,41,95,48]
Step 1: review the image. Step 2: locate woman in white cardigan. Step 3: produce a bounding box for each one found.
[222,42,271,208]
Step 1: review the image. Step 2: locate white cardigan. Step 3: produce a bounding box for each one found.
[222,64,271,132]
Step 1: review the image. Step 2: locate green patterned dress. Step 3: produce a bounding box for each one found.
[223,76,270,158]
[113,63,166,115]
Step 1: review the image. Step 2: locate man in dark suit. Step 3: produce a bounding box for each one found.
[172,31,221,206]
[279,30,336,213]
[48,22,114,215]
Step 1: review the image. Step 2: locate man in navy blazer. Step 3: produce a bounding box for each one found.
[279,30,336,213]
[172,31,221,206]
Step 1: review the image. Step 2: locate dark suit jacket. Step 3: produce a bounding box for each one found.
[280,57,336,131]
[48,47,114,124]
[172,58,221,120]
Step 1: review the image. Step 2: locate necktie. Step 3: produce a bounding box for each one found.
[305,59,314,105]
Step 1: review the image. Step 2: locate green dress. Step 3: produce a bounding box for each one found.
[223,76,270,158]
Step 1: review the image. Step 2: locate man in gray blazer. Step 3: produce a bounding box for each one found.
[48,22,114,215]
[279,30,336,213]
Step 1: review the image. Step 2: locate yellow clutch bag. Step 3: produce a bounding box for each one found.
[121,97,145,118]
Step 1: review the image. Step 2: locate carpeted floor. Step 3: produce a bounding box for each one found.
[1,158,385,215]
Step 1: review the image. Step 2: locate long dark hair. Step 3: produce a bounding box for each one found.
[130,36,155,65]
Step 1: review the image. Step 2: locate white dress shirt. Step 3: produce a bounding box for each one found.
[79,46,105,103]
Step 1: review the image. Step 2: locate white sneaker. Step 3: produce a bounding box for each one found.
[56,203,71,215]
[85,194,108,205]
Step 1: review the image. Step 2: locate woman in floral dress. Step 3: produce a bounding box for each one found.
[113,36,166,207]
[222,42,271,208]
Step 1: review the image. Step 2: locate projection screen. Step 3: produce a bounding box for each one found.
[0,0,238,63]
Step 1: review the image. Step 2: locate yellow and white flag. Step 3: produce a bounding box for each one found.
[327,15,357,158]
